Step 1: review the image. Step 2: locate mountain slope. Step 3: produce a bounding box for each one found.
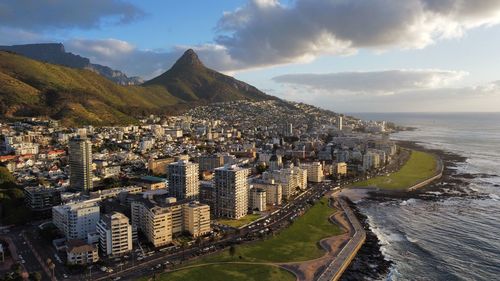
[0,51,179,125]
[0,49,275,126]
[0,43,143,85]
[143,49,274,102]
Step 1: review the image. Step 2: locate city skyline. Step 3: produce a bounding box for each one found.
[2,0,500,112]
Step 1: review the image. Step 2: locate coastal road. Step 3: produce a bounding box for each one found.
[317,197,366,281]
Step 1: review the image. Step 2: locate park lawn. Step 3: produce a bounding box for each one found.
[217,214,262,228]
[147,264,295,281]
[203,197,343,263]
[355,150,438,190]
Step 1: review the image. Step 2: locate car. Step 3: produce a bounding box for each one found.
[100,266,108,272]
[63,274,68,279]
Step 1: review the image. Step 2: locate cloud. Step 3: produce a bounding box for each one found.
[271,73,500,112]
[214,0,500,68]
[6,0,500,78]
[272,70,468,94]
[0,0,144,31]
[65,39,245,79]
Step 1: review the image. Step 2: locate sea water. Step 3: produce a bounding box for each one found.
[351,112,500,281]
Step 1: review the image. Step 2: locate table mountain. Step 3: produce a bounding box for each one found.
[0,43,143,85]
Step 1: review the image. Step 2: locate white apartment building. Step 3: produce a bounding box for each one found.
[52,199,100,240]
[167,160,200,200]
[214,165,249,219]
[96,212,133,257]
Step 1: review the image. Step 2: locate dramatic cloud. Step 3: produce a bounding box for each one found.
[214,0,500,68]
[273,70,467,94]
[0,0,144,30]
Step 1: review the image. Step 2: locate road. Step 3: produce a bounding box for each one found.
[316,197,366,281]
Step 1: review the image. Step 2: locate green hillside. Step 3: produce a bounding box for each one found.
[0,49,274,126]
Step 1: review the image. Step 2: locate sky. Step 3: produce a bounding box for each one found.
[2,0,500,113]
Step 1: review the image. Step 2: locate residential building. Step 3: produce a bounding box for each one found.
[302,162,324,183]
[183,202,211,237]
[131,200,173,247]
[148,157,175,175]
[66,239,99,265]
[96,212,133,257]
[334,162,348,176]
[253,181,282,206]
[52,200,100,240]
[24,186,61,211]
[69,137,93,192]
[167,160,199,200]
[249,188,267,211]
[198,154,224,172]
[214,165,249,219]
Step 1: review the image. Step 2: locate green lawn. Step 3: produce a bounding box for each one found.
[355,150,438,190]
[217,214,262,228]
[205,197,343,263]
[148,197,342,281]
[144,264,295,281]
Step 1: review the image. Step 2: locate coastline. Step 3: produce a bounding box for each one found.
[339,140,490,281]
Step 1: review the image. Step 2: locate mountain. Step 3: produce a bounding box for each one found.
[0,49,275,126]
[0,43,143,85]
[143,49,272,102]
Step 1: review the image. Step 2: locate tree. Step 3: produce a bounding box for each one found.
[229,245,236,258]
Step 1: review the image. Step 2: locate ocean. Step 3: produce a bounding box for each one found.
[350,113,500,281]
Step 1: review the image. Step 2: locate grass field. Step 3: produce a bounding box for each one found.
[149,197,342,281]
[355,150,438,190]
[145,264,295,281]
[217,214,262,228]
[203,197,343,263]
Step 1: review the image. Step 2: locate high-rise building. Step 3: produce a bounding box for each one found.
[214,165,249,219]
[167,160,199,200]
[69,137,93,192]
[96,212,133,257]
[336,115,343,131]
[52,199,100,240]
[183,202,211,237]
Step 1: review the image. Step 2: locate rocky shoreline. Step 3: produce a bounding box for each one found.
[339,140,492,281]
[339,199,392,281]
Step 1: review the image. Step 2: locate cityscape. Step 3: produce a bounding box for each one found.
[1,1,500,281]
